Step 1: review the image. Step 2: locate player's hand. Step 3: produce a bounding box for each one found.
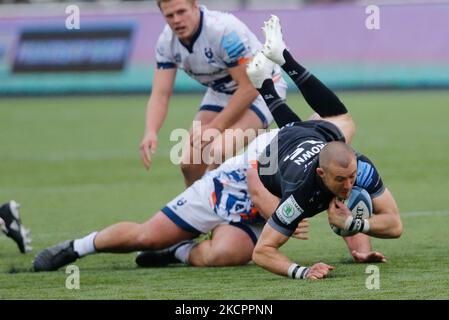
[292,218,309,240]
[351,250,387,263]
[306,262,335,280]
[327,197,352,229]
[190,124,221,150]
[140,131,158,170]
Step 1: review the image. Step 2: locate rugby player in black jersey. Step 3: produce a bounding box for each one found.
[246,15,402,280]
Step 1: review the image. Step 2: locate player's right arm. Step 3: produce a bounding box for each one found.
[343,233,387,263]
[252,223,294,275]
[328,155,403,239]
[252,191,334,279]
[140,67,177,170]
[247,167,309,240]
[366,188,402,238]
[253,223,334,279]
[246,167,278,220]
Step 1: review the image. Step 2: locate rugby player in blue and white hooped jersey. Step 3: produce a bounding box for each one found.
[32,129,310,272]
[140,0,287,187]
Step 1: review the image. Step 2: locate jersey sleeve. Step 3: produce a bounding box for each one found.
[219,20,253,68]
[268,193,305,237]
[155,27,177,70]
[356,154,385,198]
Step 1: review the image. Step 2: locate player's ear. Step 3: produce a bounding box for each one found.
[316,167,325,178]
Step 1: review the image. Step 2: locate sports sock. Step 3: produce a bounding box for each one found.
[257,79,301,128]
[174,240,197,264]
[281,49,348,117]
[73,231,98,257]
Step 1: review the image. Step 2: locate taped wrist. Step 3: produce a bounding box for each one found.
[288,263,309,279]
[344,216,370,233]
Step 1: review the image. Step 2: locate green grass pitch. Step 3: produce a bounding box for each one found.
[0,91,448,299]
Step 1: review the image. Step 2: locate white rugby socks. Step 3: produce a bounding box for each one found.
[73,231,98,257]
[174,241,197,264]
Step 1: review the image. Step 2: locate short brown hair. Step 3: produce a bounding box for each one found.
[156,0,196,9]
[319,141,356,170]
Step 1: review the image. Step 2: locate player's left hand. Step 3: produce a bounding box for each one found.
[292,218,309,240]
[351,250,387,263]
[327,197,352,229]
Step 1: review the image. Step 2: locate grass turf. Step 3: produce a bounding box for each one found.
[0,91,448,299]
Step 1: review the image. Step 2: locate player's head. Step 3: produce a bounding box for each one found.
[317,141,357,200]
[158,0,200,43]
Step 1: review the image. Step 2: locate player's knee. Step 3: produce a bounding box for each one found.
[202,254,219,267]
[180,161,193,175]
[210,131,248,164]
[203,248,228,266]
[180,162,201,185]
[204,246,250,267]
[323,113,356,144]
[308,112,322,121]
[209,139,226,164]
[340,113,356,143]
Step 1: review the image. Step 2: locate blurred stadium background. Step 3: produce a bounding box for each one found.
[1,0,448,299]
[1,0,449,94]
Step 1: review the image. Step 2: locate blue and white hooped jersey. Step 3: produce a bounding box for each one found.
[155,6,282,94]
[207,130,279,223]
[161,130,279,237]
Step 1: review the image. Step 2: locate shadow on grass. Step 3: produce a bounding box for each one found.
[7,266,34,274]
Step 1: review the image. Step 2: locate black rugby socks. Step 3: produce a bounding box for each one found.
[257,79,301,128]
[280,49,348,117]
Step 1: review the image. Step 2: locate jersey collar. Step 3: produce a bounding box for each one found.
[180,7,204,54]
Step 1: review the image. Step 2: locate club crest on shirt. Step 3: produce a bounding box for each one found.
[276,195,304,224]
[204,47,215,63]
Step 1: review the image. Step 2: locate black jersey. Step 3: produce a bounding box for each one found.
[257,120,385,237]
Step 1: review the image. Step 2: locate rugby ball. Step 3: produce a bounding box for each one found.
[330,186,373,236]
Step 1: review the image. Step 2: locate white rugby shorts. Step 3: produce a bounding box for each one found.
[161,170,265,244]
[199,77,288,129]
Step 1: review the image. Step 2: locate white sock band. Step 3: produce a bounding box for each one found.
[73,231,98,257]
[287,263,309,279]
[174,241,197,264]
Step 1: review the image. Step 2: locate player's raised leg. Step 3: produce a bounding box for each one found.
[247,51,301,128]
[255,15,356,143]
[33,212,197,272]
